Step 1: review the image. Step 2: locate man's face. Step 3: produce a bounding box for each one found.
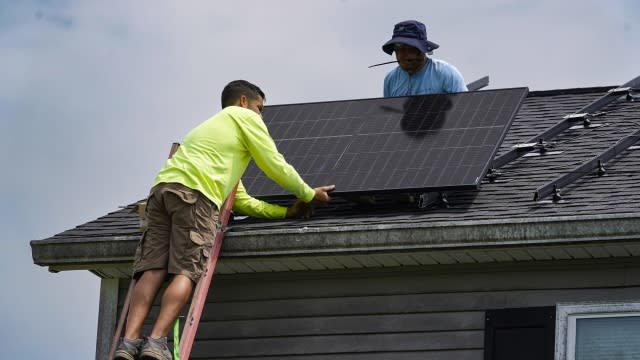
[394,43,424,73]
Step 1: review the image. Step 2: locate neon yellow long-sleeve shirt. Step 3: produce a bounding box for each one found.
[153,106,315,219]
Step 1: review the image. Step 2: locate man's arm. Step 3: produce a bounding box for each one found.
[233,180,288,219]
[445,64,468,93]
[233,181,335,219]
[237,112,316,202]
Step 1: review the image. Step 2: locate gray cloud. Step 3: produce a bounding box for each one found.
[1,0,638,358]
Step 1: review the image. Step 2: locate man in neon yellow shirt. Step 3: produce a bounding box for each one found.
[115,80,335,360]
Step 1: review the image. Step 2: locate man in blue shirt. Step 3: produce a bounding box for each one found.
[382,20,467,97]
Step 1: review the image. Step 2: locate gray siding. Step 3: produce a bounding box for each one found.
[117,258,640,360]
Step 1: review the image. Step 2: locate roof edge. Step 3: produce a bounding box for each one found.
[223,212,640,256]
[31,213,640,269]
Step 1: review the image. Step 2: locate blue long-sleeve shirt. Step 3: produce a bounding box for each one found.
[384,58,467,97]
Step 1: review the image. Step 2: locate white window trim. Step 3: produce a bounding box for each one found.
[555,301,640,360]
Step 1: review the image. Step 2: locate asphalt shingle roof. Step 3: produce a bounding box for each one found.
[41,85,640,241]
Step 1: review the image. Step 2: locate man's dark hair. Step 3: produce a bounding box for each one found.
[221,80,266,108]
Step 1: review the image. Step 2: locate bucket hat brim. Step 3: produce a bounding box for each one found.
[382,37,439,55]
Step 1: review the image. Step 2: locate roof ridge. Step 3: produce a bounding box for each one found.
[527,85,615,97]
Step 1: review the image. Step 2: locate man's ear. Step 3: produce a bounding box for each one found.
[237,95,248,108]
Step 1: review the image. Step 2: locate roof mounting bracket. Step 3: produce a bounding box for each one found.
[563,113,589,120]
[552,185,563,202]
[608,86,632,95]
[536,138,550,154]
[533,128,640,202]
[511,142,538,151]
[564,112,607,129]
[533,184,563,202]
[418,192,436,209]
[418,191,450,209]
[519,139,562,158]
[439,192,450,208]
[512,138,554,153]
[492,74,640,169]
[485,168,502,182]
[596,160,606,176]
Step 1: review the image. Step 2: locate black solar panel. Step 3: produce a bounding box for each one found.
[243,88,528,199]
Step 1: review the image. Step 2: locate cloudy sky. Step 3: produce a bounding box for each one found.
[1,0,638,358]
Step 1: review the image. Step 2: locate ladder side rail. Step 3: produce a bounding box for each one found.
[178,183,238,360]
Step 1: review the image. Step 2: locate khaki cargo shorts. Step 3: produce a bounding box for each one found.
[132,182,219,283]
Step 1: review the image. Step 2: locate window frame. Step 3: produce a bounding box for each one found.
[555,301,640,360]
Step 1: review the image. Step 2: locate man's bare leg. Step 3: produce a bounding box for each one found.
[124,269,167,339]
[149,274,194,338]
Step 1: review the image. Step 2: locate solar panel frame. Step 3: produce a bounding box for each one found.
[243,88,529,200]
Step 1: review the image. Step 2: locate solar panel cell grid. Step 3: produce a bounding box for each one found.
[243,88,528,199]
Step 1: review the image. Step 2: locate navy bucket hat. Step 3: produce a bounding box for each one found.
[382,20,440,55]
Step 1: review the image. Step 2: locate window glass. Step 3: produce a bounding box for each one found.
[575,316,640,360]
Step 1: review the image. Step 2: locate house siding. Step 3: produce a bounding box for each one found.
[111,257,640,360]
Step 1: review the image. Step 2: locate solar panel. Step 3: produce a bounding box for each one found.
[243,88,528,199]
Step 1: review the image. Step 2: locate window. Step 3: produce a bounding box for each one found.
[556,301,640,360]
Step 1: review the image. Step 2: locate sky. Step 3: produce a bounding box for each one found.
[1,0,638,358]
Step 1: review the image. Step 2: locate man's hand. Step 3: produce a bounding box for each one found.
[313,185,335,204]
[286,185,335,219]
[286,200,314,219]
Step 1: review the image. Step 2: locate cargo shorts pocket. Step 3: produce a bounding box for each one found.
[189,230,214,262]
